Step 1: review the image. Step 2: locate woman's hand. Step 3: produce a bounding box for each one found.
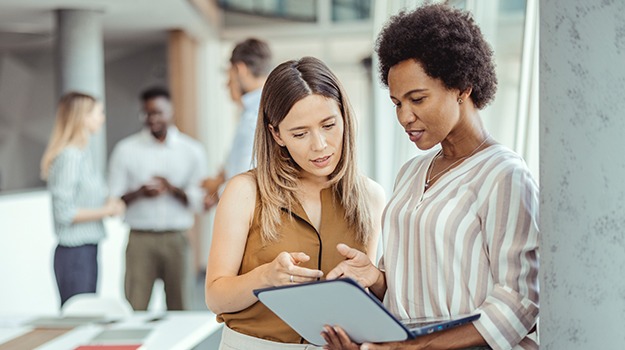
[327,244,384,289]
[262,251,324,286]
[321,326,408,350]
[359,342,405,350]
[322,325,360,350]
[104,197,125,217]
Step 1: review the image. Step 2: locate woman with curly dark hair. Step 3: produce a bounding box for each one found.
[322,4,538,350]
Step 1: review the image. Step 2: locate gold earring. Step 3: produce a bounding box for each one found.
[457,98,463,104]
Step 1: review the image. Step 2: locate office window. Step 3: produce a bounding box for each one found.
[332,0,372,22]
[218,0,317,22]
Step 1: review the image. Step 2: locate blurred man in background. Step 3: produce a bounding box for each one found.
[109,86,207,310]
[202,38,272,208]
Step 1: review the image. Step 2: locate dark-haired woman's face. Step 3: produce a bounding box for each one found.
[388,59,462,150]
[269,94,344,183]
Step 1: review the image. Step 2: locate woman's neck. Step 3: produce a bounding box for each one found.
[297,177,330,196]
[440,111,489,159]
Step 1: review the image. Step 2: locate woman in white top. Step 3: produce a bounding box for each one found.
[41,92,125,306]
[323,4,539,350]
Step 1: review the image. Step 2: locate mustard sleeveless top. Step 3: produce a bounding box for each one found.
[217,187,366,343]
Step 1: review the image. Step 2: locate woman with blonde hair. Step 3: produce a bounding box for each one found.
[41,91,125,306]
[205,56,386,349]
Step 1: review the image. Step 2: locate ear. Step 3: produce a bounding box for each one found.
[458,87,473,102]
[268,124,286,147]
[234,62,249,78]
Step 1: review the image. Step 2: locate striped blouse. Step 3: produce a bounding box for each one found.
[379,144,539,350]
[47,147,107,247]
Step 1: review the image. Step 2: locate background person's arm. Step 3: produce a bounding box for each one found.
[72,197,125,222]
[48,149,123,224]
[364,177,385,262]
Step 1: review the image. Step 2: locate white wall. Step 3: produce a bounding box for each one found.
[540,0,625,348]
[0,190,131,315]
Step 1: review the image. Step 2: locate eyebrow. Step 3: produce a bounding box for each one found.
[287,116,337,132]
[390,88,428,100]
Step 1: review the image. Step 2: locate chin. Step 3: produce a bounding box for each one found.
[415,141,437,151]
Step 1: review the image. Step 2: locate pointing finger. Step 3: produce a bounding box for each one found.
[336,243,361,260]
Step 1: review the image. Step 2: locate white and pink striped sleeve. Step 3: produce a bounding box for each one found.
[474,162,539,350]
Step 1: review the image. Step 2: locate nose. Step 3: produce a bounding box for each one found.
[145,111,163,123]
[311,131,327,151]
[396,105,416,127]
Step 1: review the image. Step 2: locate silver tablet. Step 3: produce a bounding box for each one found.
[254,278,479,346]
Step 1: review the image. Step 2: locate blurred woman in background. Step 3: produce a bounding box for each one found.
[41,91,125,306]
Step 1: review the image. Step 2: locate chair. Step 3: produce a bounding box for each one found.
[62,293,133,320]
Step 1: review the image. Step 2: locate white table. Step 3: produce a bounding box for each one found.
[0,311,222,350]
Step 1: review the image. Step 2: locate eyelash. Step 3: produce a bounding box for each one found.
[292,123,336,139]
[393,97,424,108]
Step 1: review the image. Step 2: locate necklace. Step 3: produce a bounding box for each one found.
[424,136,490,190]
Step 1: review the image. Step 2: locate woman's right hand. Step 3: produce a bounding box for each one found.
[326,244,384,290]
[104,197,125,217]
[263,251,324,286]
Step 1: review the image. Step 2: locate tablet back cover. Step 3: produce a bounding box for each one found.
[254,278,411,346]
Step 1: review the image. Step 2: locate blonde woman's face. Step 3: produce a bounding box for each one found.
[270,94,344,183]
[84,102,105,134]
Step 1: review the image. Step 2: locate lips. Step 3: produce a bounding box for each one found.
[406,130,424,142]
[311,154,332,168]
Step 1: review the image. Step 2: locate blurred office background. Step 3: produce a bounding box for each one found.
[0,0,625,349]
[0,0,535,318]
[0,0,538,311]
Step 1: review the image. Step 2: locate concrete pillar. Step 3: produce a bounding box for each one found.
[540,1,625,349]
[55,9,106,174]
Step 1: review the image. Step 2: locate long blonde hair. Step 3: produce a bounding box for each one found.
[40,92,97,179]
[254,56,373,244]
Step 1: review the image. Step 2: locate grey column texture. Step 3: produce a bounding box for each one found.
[540,1,625,349]
[56,9,106,174]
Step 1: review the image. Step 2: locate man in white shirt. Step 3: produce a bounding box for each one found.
[202,38,272,207]
[108,86,207,310]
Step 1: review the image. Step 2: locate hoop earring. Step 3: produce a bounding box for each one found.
[457,98,463,104]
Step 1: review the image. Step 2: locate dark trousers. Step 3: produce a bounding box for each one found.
[54,244,98,306]
[125,230,187,310]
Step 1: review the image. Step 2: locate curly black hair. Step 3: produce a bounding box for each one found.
[375,4,497,109]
